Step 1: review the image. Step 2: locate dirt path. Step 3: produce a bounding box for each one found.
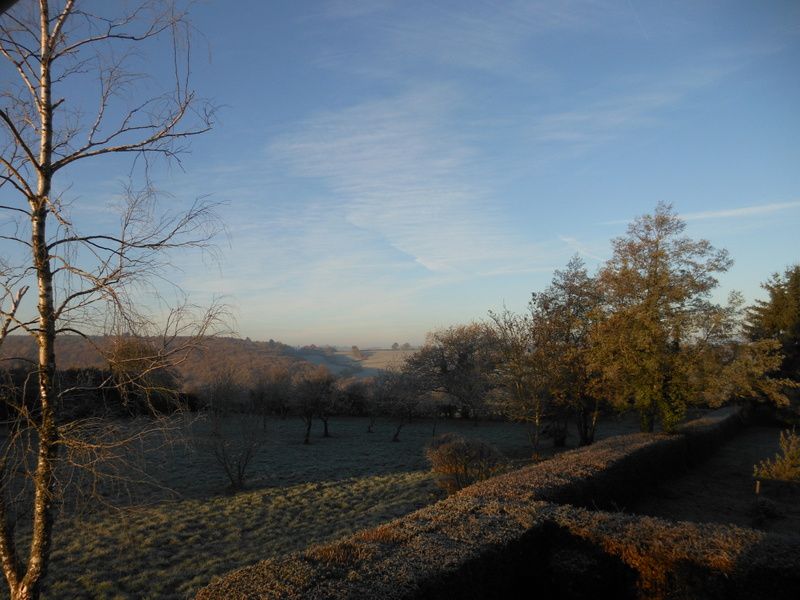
[629,425,800,535]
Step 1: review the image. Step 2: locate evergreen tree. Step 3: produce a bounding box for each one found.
[746,265,800,380]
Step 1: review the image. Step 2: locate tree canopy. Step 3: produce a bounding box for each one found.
[746,264,800,380]
[404,323,497,420]
[590,202,733,432]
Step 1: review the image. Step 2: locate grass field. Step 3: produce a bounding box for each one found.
[10,411,792,599]
[296,348,415,379]
[46,469,436,599]
[5,414,644,599]
[354,349,415,371]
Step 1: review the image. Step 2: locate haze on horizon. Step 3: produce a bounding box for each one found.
[12,0,800,348]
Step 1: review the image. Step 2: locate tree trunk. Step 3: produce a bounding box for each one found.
[588,402,599,444]
[552,418,568,447]
[0,498,22,599]
[391,422,403,442]
[531,412,542,450]
[576,403,598,446]
[1,1,219,597]
[640,398,657,433]
[12,7,60,597]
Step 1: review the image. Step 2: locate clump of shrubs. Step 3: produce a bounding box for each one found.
[425,433,504,494]
[753,428,800,481]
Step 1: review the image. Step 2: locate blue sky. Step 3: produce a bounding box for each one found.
[12,1,800,347]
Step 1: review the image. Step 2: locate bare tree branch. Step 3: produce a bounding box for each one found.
[0,111,38,172]
[0,2,222,598]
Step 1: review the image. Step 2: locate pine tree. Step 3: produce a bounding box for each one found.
[746,265,800,380]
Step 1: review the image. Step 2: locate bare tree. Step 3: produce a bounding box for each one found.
[195,369,263,492]
[290,365,335,445]
[488,307,549,449]
[373,369,426,442]
[250,364,293,427]
[317,381,342,438]
[0,2,220,598]
[337,377,375,433]
[106,335,182,415]
[405,323,497,422]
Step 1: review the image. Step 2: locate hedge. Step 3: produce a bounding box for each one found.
[197,406,800,599]
[453,404,745,510]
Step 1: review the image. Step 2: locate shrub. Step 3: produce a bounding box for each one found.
[754,429,800,481]
[425,433,504,494]
[197,413,264,492]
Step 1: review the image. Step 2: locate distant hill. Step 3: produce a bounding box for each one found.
[0,335,303,393]
[1,337,415,392]
[1,335,108,369]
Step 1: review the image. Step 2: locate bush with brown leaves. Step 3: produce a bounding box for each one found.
[425,433,504,494]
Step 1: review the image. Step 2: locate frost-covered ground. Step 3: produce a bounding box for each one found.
[26,414,643,599]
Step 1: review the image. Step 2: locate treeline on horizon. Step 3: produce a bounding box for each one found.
[0,335,300,387]
[1,203,798,445]
[0,335,413,392]
[191,202,798,446]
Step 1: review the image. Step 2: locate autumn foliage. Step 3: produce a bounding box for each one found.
[425,433,504,493]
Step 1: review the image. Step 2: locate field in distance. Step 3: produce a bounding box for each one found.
[297,347,415,379]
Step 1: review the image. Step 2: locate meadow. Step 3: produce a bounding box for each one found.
[26,414,644,599]
[3,412,792,599]
[296,347,415,379]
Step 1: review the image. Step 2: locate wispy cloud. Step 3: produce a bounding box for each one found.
[267,85,552,275]
[528,63,740,158]
[532,90,676,148]
[600,200,800,226]
[313,1,636,79]
[681,201,800,221]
